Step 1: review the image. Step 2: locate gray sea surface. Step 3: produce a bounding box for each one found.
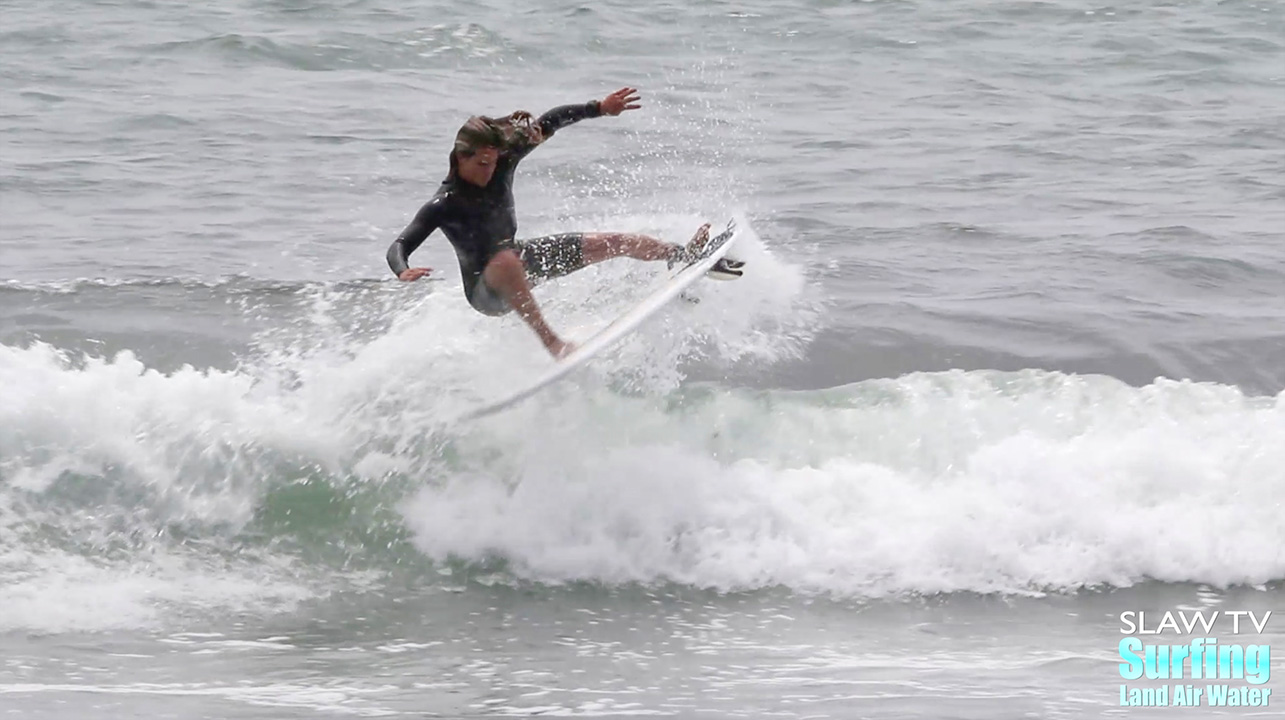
[3,0,1285,717]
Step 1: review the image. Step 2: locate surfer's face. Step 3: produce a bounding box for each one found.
[456,147,499,187]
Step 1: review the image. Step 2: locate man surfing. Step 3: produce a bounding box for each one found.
[385,87,742,358]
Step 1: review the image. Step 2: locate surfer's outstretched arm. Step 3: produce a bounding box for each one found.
[534,102,602,138]
[387,197,447,281]
[536,87,641,138]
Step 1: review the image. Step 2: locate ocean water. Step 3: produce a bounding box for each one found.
[3,0,1285,717]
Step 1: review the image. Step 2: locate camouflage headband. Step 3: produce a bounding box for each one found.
[452,112,544,157]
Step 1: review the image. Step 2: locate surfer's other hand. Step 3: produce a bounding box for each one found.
[599,87,641,116]
[398,267,432,281]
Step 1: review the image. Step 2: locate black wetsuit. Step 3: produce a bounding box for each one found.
[386,101,603,314]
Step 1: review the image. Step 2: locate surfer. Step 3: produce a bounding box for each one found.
[385,87,741,359]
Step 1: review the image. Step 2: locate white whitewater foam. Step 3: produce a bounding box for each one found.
[402,371,1285,597]
[10,218,1285,608]
[0,214,816,631]
[0,545,316,634]
[11,215,1284,610]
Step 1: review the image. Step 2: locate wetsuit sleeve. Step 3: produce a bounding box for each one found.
[386,197,446,276]
[504,101,603,166]
[536,101,603,139]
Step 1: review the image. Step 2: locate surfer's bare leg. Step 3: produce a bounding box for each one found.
[483,250,572,358]
[580,233,675,263]
[580,224,711,266]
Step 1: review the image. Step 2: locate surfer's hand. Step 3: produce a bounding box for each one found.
[398,267,431,281]
[599,87,640,116]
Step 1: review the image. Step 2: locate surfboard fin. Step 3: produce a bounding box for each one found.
[706,257,744,280]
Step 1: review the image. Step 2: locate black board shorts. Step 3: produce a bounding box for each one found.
[468,232,586,316]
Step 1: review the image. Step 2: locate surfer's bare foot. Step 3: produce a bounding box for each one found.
[669,223,711,268]
[547,338,576,359]
[685,223,711,257]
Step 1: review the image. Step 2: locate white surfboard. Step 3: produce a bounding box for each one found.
[460,220,742,421]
